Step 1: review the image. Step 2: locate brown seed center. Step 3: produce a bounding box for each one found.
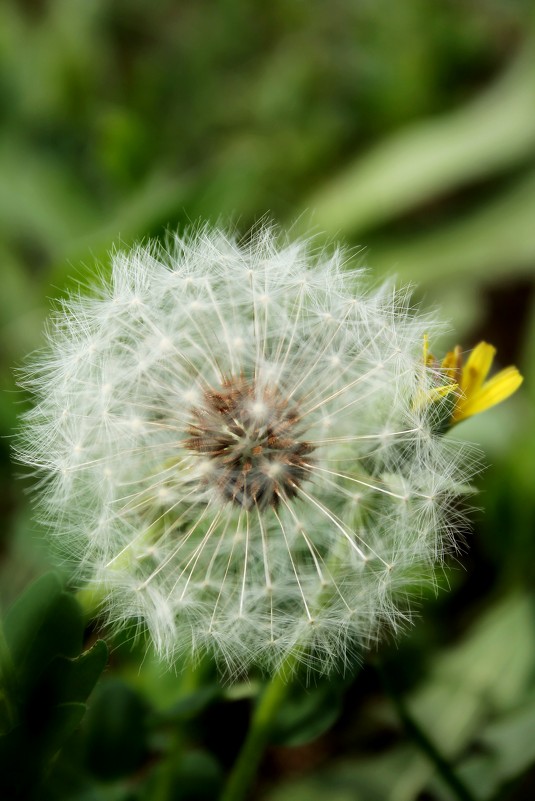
[184,376,313,509]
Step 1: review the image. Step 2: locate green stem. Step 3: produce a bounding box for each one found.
[377,663,476,801]
[220,655,296,801]
[220,542,352,801]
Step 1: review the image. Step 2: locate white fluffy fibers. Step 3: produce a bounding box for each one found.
[16,228,473,677]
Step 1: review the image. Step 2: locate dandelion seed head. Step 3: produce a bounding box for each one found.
[16,226,476,678]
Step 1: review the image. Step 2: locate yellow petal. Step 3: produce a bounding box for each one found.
[441,346,462,382]
[427,383,458,402]
[423,333,434,366]
[454,366,523,421]
[461,341,496,396]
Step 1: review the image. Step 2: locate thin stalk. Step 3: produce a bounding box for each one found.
[220,540,354,801]
[220,654,297,801]
[377,662,476,801]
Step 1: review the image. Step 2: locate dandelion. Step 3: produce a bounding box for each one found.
[17,228,496,677]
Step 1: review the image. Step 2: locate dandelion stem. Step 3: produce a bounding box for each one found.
[220,655,297,801]
[377,662,476,801]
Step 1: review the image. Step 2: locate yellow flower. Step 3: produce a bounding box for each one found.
[422,334,458,404]
[451,341,523,423]
[423,336,523,425]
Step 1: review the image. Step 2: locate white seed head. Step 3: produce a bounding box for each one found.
[16,227,475,678]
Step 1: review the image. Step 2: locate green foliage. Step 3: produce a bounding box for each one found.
[3,573,83,682]
[302,44,535,239]
[0,573,107,799]
[143,750,223,801]
[270,675,351,748]
[1,1,535,799]
[83,679,149,781]
[265,596,535,801]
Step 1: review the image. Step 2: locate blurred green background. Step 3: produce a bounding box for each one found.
[1,1,535,799]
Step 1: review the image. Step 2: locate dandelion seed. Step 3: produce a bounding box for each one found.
[17,227,485,677]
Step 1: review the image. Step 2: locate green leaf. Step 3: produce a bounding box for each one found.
[3,573,84,693]
[43,701,88,759]
[38,641,108,706]
[0,702,87,798]
[264,749,416,801]
[142,750,223,801]
[455,696,535,801]
[83,679,148,781]
[368,169,535,285]
[3,573,63,665]
[0,577,107,798]
[271,682,344,747]
[300,44,535,237]
[154,685,221,723]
